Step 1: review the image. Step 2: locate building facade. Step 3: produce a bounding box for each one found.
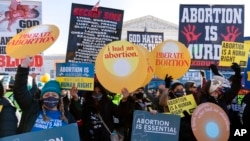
[44,15,178,78]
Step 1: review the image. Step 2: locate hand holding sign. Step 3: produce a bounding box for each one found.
[6,24,59,59]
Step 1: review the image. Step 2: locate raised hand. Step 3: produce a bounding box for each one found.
[181,24,201,44]
[221,25,241,41]
[21,57,33,68]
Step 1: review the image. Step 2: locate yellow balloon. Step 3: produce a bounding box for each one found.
[43,73,50,83]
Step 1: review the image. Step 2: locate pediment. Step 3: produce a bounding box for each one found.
[123,15,178,30]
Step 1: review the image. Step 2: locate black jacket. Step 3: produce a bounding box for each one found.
[14,66,76,134]
[0,97,18,138]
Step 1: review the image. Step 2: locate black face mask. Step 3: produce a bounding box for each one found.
[135,92,144,99]
[174,90,184,97]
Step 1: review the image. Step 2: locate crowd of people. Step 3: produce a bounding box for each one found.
[0,57,249,141]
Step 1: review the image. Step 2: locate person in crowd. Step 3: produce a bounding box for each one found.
[145,84,165,112]
[0,81,20,138]
[184,81,199,104]
[118,87,157,141]
[199,63,242,141]
[80,82,119,141]
[13,57,78,134]
[159,74,196,141]
[240,92,250,138]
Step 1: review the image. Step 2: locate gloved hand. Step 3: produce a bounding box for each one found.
[164,74,173,88]
[209,64,222,76]
[182,110,191,121]
[200,70,205,78]
[21,57,33,68]
[231,62,241,76]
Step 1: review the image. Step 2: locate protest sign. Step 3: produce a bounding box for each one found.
[0,0,43,74]
[178,5,244,69]
[131,110,180,141]
[95,40,148,93]
[191,102,230,141]
[6,24,59,59]
[66,3,124,64]
[0,123,80,141]
[152,39,191,80]
[56,62,94,91]
[167,94,197,117]
[127,31,164,51]
[219,41,249,67]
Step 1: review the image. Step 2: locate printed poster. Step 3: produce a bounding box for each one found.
[56,62,94,91]
[65,3,124,64]
[0,0,43,74]
[178,5,244,69]
[0,123,80,141]
[127,31,164,51]
[131,110,180,141]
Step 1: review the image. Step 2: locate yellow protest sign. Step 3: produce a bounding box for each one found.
[219,41,250,67]
[95,40,148,93]
[56,77,94,91]
[152,40,191,80]
[6,24,59,59]
[167,94,197,117]
[0,105,3,112]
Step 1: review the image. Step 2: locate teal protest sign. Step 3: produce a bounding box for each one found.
[0,123,80,141]
[131,110,180,141]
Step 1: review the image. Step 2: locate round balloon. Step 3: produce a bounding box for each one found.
[152,40,191,80]
[6,24,60,59]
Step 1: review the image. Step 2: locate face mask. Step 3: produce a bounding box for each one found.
[174,90,184,97]
[92,93,103,101]
[43,97,59,109]
[135,92,144,99]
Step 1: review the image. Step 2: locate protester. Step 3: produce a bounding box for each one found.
[184,81,199,104]
[145,84,165,112]
[80,82,119,141]
[13,57,77,133]
[118,87,157,141]
[0,81,20,138]
[159,74,196,141]
[199,63,242,141]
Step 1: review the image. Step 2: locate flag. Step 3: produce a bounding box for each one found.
[92,0,100,11]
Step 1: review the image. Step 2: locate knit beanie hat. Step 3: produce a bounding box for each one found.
[41,80,61,97]
[209,79,222,94]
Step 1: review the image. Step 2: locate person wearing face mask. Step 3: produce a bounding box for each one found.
[80,82,120,141]
[13,57,78,134]
[159,74,196,141]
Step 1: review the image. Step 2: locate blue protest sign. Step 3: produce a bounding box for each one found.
[131,110,180,141]
[0,123,80,141]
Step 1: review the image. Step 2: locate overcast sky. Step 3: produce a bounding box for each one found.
[8,0,250,55]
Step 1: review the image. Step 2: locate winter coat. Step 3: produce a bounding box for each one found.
[0,97,19,138]
[13,66,76,134]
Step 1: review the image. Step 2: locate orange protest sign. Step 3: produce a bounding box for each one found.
[152,40,191,80]
[6,24,59,58]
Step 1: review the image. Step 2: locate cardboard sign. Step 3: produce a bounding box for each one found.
[152,40,191,80]
[95,40,148,93]
[191,102,230,141]
[219,41,249,67]
[167,94,197,117]
[131,110,180,141]
[6,24,59,59]
[0,123,80,141]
